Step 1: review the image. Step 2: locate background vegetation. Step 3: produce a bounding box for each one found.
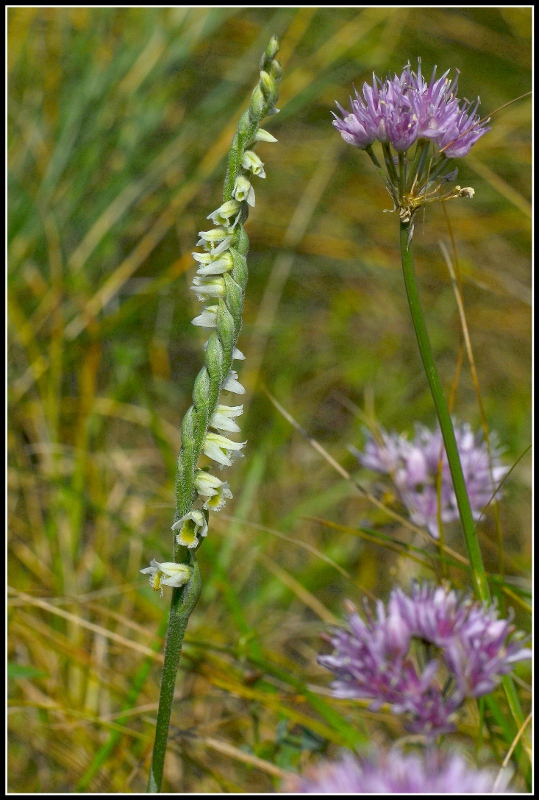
[8,7,531,793]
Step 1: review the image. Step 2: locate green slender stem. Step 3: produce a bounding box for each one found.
[381,141,399,189]
[365,145,398,205]
[147,553,202,793]
[399,219,490,604]
[405,139,429,193]
[399,223,529,750]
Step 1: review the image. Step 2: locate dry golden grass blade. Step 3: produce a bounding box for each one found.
[196,666,346,746]
[465,154,531,218]
[184,735,288,780]
[257,552,339,625]
[92,397,181,449]
[494,712,533,790]
[439,237,506,569]
[308,517,435,572]
[217,514,353,581]
[9,535,57,586]
[83,601,160,641]
[9,587,164,662]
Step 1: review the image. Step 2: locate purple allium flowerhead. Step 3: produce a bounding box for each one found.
[282,749,514,794]
[353,421,508,539]
[318,583,530,739]
[333,60,489,159]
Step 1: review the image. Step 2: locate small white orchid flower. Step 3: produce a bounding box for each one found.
[194,469,226,497]
[222,370,246,394]
[172,509,208,548]
[241,150,266,178]
[196,229,234,255]
[140,559,191,596]
[203,432,246,467]
[193,251,234,276]
[232,175,255,206]
[191,275,226,300]
[203,482,233,511]
[194,470,234,511]
[207,199,242,227]
[210,404,243,433]
[191,305,219,328]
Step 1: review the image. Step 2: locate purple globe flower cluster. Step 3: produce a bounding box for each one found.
[333,61,490,158]
[318,582,530,738]
[283,748,513,794]
[351,421,508,539]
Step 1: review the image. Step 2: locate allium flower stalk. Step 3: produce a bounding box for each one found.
[333,60,497,608]
[145,39,281,794]
[318,583,530,738]
[333,60,489,226]
[283,748,514,794]
[351,421,508,539]
[334,56,527,768]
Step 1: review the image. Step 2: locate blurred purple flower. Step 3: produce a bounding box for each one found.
[282,749,513,794]
[333,61,489,158]
[351,421,508,539]
[318,583,530,738]
[389,583,531,697]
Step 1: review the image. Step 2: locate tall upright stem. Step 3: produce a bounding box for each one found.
[399,218,527,752]
[399,219,490,604]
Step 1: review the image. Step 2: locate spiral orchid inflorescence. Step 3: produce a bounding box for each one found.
[142,38,281,592]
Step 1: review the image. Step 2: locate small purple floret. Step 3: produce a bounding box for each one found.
[318,582,530,738]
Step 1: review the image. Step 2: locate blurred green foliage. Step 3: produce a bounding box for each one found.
[8,8,531,793]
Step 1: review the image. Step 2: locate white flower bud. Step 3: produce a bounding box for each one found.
[255,128,278,143]
[207,199,242,226]
[197,229,234,254]
[193,251,234,276]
